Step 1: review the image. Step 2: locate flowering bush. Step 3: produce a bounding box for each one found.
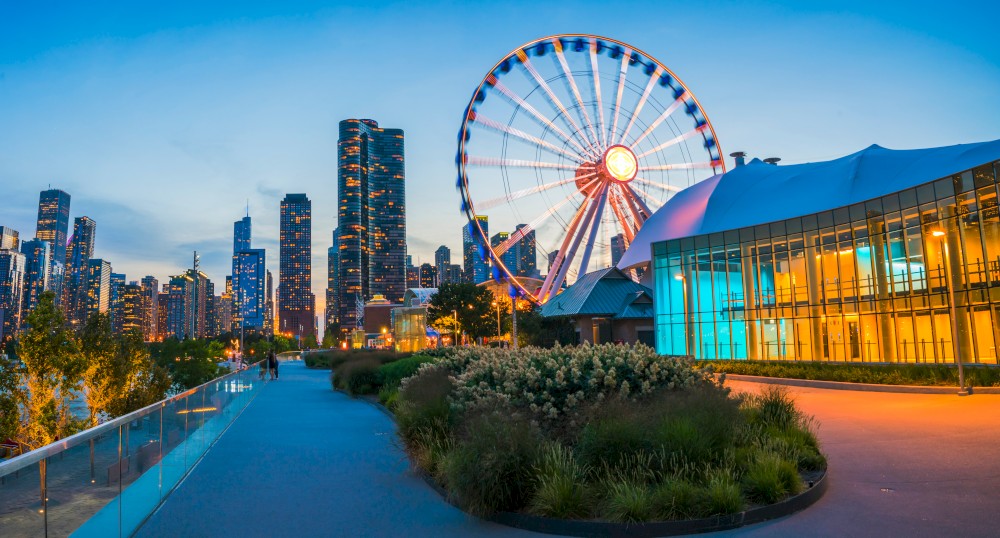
[401,343,717,423]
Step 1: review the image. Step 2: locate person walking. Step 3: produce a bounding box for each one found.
[267,350,277,380]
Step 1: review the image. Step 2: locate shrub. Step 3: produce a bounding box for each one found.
[335,357,382,395]
[700,471,744,516]
[395,365,454,444]
[744,386,798,430]
[602,480,654,522]
[699,360,1000,388]
[742,451,789,504]
[651,479,702,520]
[441,413,541,516]
[378,355,435,390]
[529,443,590,519]
[576,418,650,472]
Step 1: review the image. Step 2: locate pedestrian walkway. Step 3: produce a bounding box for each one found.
[134,360,536,537]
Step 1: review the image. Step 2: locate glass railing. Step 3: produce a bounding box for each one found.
[0,362,266,537]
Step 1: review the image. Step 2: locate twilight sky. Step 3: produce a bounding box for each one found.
[1,0,998,319]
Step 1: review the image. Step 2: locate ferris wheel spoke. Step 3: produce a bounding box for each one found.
[471,112,585,163]
[608,47,631,146]
[619,68,660,146]
[639,160,720,172]
[589,39,608,149]
[517,53,601,159]
[476,172,596,211]
[538,189,602,301]
[635,124,709,159]
[625,183,662,212]
[546,184,608,299]
[552,40,601,153]
[633,176,683,193]
[609,190,637,242]
[622,183,653,223]
[629,91,687,148]
[465,156,578,171]
[576,186,610,276]
[490,77,595,158]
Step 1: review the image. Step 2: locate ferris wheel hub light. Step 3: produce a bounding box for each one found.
[603,145,638,182]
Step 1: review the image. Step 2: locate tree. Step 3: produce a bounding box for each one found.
[0,353,23,442]
[106,330,170,417]
[427,282,496,341]
[14,291,84,450]
[78,313,118,427]
[515,306,576,347]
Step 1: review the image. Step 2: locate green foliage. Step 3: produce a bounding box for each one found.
[12,291,84,450]
[702,472,745,515]
[700,360,1000,387]
[441,413,541,516]
[515,307,576,347]
[378,355,435,389]
[529,443,590,519]
[427,282,497,340]
[651,480,702,520]
[395,365,453,444]
[602,480,654,522]
[149,337,227,391]
[742,451,797,504]
[334,357,382,395]
[0,353,24,442]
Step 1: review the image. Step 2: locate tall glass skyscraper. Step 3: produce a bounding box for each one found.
[326,227,341,331]
[336,119,406,330]
[232,214,266,331]
[110,272,126,333]
[464,216,489,284]
[0,249,26,346]
[279,193,314,339]
[64,216,97,325]
[516,223,538,278]
[85,259,112,322]
[36,189,70,266]
[20,238,50,315]
[140,275,159,341]
[0,227,19,250]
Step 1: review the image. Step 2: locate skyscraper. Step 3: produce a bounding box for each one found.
[279,194,314,339]
[109,272,126,333]
[434,246,450,286]
[232,213,266,332]
[64,216,97,325]
[0,227,19,250]
[418,263,437,288]
[326,227,341,331]
[491,232,518,277]
[20,238,50,316]
[336,119,406,330]
[0,249,25,346]
[515,224,538,278]
[164,259,212,340]
[140,276,159,341]
[610,233,627,267]
[463,216,489,284]
[84,259,112,322]
[35,189,71,269]
[121,283,144,334]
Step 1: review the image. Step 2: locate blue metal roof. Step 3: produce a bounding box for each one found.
[619,139,1000,268]
[540,267,653,319]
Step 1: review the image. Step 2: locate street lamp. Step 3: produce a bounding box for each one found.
[931,229,968,395]
[491,301,502,345]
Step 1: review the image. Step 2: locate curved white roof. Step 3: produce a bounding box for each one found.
[620,139,1000,268]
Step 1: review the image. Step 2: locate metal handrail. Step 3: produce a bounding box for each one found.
[0,360,263,476]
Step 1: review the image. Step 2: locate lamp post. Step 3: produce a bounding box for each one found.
[931,229,968,395]
[491,301,501,345]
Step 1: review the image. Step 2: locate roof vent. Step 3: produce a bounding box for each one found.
[729,151,746,167]
[763,157,781,166]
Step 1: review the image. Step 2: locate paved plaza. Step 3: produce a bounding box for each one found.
[133,361,1000,537]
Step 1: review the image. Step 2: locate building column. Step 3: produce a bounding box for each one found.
[740,246,759,360]
[869,213,896,362]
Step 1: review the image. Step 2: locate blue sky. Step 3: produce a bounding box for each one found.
[1,0,998,316]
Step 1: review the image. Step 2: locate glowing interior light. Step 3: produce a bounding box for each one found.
[604,145,638,182]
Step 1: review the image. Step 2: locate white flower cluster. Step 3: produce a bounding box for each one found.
[405,343,712,423]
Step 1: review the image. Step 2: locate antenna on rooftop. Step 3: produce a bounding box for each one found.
[193,251,200,272]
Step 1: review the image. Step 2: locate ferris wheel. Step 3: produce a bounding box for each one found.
[457,34,725,304]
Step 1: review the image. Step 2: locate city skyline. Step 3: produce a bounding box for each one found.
[1,1,998,317]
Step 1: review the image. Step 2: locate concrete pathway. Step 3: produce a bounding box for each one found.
[135,360,536,537]
[709,381,1000,538]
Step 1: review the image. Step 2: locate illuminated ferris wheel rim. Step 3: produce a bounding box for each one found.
[457,33,726,305]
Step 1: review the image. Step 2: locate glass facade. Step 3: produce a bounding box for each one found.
[654,160,1000,364]
[279,193,314,339]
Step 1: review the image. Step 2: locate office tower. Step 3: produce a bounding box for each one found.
[35,189,71,270]
[110,272,126,333]
[442,264,463,285]
[463,216,489,284]
[232,214,266,332]
[84,259,112,322]
[140,276,159,341]
[418,263,436,288]
[20,239,50,316]
[279,194,314,339]
[64,216,97,325]
[265,270,274,334]
[610,233,627,267]
[0,227,19,250]
[156,291,169,340]
[406,265,419,289]
[336,119,406,330]
[515,224,537,277]
[491,232,518,276]
[164,265,212,340]
[0,249,26,346]
[326,228,340,330]
[121,283,144,334]
[548,250,560,274]
[434,246,450,286]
